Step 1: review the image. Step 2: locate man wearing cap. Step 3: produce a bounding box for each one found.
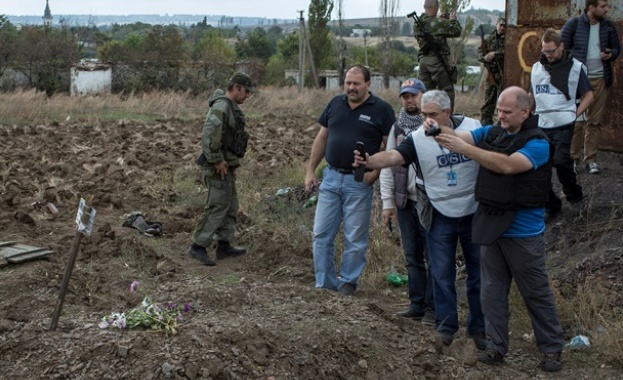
[379,78,434,325]
[354,90,485,349]
[188,72,254,266]
[478,17,506,126]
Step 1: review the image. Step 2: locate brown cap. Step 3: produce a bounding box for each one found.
[230,72,255,93]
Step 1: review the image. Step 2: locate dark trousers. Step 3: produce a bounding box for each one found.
[481,236,564,355]
[543,123,583,212]
[396,199,433,312]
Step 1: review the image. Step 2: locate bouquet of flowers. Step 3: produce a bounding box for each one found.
[99,281,191,334]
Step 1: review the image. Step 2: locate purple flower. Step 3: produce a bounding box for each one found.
[130,281,140,293]
[183,303,191,313]
[167,302,175,310]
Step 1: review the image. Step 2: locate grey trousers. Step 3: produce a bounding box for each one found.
[481,236,564,355]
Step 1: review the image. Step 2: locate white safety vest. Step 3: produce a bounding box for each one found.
[531,59,584,129]
[412,117,481,218]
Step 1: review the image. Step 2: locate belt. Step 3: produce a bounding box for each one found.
[327,165,354,174]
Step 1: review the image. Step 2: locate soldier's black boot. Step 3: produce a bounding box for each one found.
[216,241,247,260]
[187,243,216,266]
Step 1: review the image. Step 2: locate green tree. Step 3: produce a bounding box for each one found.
[236,27,272,61]
[0,15,19,80]
[192,29,236,91]
[308,0,335,70]
[15,25,80,95]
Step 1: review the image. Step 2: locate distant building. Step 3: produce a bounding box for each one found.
[285,69,405,92]
[70,61,112,96]
[351,29,372,37]
[43,0,53,26]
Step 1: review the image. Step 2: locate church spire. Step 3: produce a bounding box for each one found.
[43,0,53,26]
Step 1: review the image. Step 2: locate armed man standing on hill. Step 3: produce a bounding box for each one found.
[413,0,462,110]
[478,17,506,125]
[188,72,254,266]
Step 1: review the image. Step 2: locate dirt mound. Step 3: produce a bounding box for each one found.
[1,115,622,379]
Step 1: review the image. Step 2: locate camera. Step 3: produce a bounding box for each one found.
[440,12,450,19]
[425,123,442,137]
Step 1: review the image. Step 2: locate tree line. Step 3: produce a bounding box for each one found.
[0,0,499,95]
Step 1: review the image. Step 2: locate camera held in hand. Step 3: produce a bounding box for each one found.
[425,122,442,137]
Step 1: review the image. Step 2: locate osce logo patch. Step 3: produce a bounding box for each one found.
[535,84,549,94]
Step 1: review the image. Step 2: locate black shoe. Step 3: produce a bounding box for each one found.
[541,352,562,372]
[188,244,216,266]
[398,308,425,320]
[438,331,454,346]
[216,241,247,260]
[421,308,436,326]
[478,349,504,365]
[338,282,356,297]
[467,332,487,350]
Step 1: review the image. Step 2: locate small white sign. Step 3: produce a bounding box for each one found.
[75,198,97,236]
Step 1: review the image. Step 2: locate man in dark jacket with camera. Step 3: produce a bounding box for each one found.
[188,72,254,266]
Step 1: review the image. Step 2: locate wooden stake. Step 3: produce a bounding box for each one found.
[49,196,95,331]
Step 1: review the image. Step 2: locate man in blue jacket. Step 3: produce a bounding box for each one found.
[561,0,620,174]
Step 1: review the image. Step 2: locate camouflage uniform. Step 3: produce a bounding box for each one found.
[192,88,249,248]
[414,13,462,110]
[478,26,505,125]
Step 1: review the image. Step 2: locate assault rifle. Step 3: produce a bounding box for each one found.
[479,25,497,86]
[407,10,457,84]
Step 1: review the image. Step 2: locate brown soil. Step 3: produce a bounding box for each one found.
[1,115,622,380]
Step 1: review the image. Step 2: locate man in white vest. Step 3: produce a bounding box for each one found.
[530,28,593,218]
[354,90,485,350]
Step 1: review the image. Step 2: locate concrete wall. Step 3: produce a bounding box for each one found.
[70,67,112,96]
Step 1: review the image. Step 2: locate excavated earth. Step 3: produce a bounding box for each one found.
[1,110,622,379]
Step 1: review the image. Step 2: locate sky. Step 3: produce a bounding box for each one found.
[4,0,504,19]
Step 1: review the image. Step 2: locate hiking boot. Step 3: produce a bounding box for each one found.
[338,282,356,297]
[216,241,247,260]
[421,308,436,326]
[586,162,600,174]
[467,332,487,350]
[541,352,562,372]
[187,244,216,266]
[398,307,425,320]
[438,331,454,346]
[478,348,504,365]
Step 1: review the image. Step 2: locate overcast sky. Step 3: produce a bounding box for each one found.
[4,0,504,19]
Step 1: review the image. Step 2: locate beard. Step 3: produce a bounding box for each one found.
[405,105,420,115]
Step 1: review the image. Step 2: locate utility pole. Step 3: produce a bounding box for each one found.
[298,10,306,92]
[364,31,369,67]
[302,17,319,88]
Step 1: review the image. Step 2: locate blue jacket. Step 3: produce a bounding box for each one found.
[561,12,620,88]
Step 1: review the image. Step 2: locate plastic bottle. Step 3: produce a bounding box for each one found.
[304,196,318,208]
[386,272,408,286]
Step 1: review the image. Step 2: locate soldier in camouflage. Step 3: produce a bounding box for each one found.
[413,0,462,110]
[188,72,254,266]
[479,17,506,125]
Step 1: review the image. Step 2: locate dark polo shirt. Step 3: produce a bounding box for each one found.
[318,93,395,170]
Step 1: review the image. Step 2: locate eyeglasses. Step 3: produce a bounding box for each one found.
[541,44,560,55]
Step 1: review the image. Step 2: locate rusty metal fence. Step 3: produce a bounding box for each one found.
[504,0,623,152]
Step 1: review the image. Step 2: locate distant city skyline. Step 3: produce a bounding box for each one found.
[4,0,504,20]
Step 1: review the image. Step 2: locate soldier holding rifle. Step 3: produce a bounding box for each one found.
[410,0,462,110]
[478,17,506,125]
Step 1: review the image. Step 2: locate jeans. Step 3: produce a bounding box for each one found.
[427,210,484,336]
[396,199,433,312]
[313,166,373,290]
